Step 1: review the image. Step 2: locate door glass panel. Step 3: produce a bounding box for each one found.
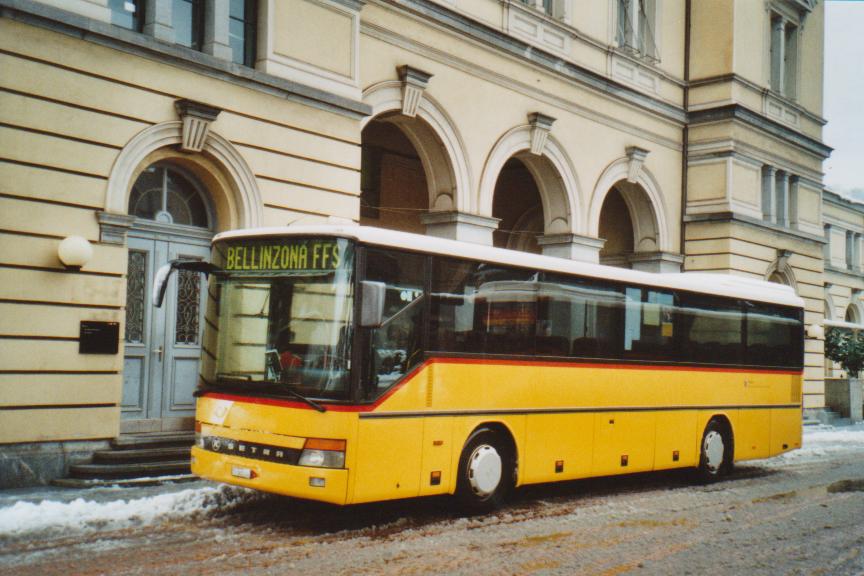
[129,166,163,221]
[129,163,209,228]
[125,250,147,343]
[363,249,426,400]
[175,268,201,345]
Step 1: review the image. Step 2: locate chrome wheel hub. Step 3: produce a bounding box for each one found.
[704,430,725,473]
[467,444,502,497]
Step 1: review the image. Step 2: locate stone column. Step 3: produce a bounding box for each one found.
[789,176,800,229]
[761,166,776,223]
[202,0,233,61]
[770,15,786,92]
[537,234,606,263]
[852,232,862,272]
[775,171,790,227]
[421,212,500,246]
[143,0,174,43]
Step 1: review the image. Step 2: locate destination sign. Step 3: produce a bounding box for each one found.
[223,239,345,272]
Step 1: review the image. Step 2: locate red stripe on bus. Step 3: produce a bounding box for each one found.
[199,357,802,412]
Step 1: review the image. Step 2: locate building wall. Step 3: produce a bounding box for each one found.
[684,0,829,410]
[0,0,837,485]
[0,1,365,483]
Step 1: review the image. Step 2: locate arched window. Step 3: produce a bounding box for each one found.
[845,304,860,325]
[128,163,210,228]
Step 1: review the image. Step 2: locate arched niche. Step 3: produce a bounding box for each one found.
[362,81,471,214]
[478,126,582,238]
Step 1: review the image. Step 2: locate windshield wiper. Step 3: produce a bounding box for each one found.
[211,374,326,412]
[277,385,327,413]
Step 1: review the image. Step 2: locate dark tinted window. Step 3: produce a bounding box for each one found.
[109,0,143,30]
[229,0,257,66]
[677,294,744,365]
[362,249,425,400]
[746,304,803,368]
[430,258,537,355]
[174,0,204,50]
[623,287,675,360]
[537,273,624,359]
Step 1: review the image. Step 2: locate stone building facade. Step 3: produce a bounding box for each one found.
[0,0,836,486]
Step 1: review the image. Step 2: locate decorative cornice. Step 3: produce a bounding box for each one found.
[528,112,556,155]
[625,146,650,183]
[397,65,432,118]
[684,211,826,245]
[174,99,221,152]
[688,104,832,159]
[96,212,136,245]
[823,190,864,215]
[688,73,826,126]
[375,0,686,124]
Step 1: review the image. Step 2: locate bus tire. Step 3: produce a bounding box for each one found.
[696,418,733,483]
[455,428,514,512]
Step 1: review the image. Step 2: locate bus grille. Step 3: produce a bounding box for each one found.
[200,435,302,465]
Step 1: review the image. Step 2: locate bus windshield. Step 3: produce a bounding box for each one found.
[208,238,354,401]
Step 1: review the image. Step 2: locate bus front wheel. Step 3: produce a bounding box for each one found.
[455,428,514,511]
[697,418,733,482]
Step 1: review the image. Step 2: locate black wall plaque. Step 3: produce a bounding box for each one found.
[79,321,120,354]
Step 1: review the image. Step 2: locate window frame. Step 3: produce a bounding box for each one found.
[768,5,801,100]
[229,0,258,67]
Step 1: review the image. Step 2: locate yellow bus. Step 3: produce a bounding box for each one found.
[155,225,804,510]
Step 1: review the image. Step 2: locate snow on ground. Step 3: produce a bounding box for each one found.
[1,425,861,540]
[0,483,255,538]
[760,422,864,466]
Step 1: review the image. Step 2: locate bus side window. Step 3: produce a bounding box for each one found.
[623,287,675,361]
[430,257,478,353]
[746,303,802,368]
[537,273,624,360]
[677,294,744,366]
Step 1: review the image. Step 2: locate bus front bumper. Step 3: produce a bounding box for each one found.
[191,446,349,505]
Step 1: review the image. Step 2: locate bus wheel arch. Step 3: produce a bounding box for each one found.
[697,415,734,482]
[454,423,517,511]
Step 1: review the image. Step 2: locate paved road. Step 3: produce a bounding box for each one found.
[2,426,864,575]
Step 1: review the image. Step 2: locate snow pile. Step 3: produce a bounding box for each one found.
[762,424,864,465]
[0,484,253,538]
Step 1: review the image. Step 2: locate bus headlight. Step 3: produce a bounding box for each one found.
[298,438,346,469]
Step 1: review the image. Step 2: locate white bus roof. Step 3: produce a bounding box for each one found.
[214,225,805,309]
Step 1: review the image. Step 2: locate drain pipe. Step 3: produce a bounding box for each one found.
[680,0,692,269]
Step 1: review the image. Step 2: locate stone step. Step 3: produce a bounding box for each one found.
[68,460,191,480]
[110,432,194,451]
[52,474,198,489]
[93,446,191,464]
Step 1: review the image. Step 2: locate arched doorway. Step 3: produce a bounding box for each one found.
[360,118,429,234]
[598,187,635,266]
[122,161,215,433]
[491,157,543,253]
[597,181,661,269]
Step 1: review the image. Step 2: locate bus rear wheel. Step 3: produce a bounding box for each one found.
[697,418,733,482]
[455,428,514,511]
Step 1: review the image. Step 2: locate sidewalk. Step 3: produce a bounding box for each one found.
[2,422,864,539]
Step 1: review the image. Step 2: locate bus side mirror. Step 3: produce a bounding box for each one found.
[360,281,386,327]
[152,259,220,307]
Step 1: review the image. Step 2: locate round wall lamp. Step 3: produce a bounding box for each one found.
[805,323,825,340]
[58,236,94,271]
